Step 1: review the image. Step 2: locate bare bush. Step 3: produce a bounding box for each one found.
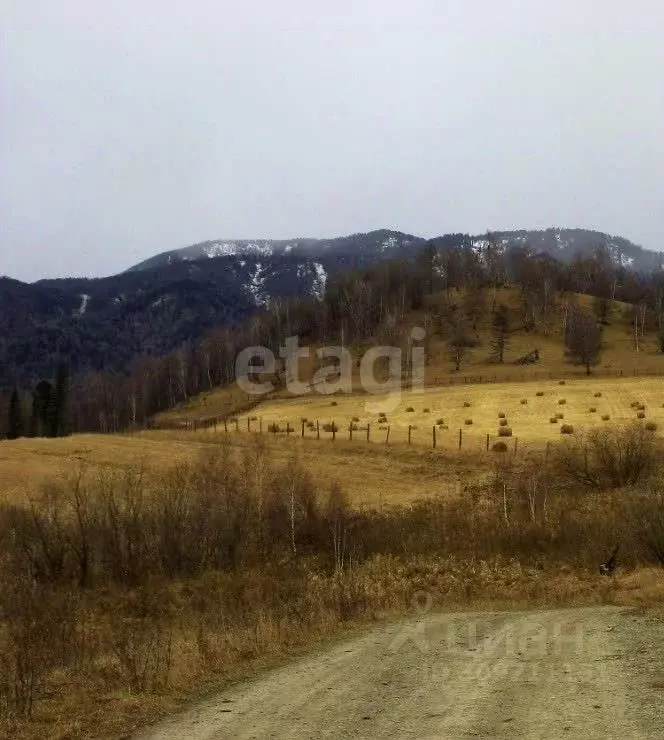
[554,423,658,488]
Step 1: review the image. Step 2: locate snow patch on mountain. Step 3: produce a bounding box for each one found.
[312,262,327,299]
[247,262,267,306]
[204,241,274,259]
[74,294,90,316]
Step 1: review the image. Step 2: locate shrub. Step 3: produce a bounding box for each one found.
[322,422,338,433]
[300,417,308,423]
[499,418,508,426]
[550,417,558,424]
[423,408,430,413]
[267,423,281,433]
[352,416,360,422]
[436,418,444,425]
[645,422,658,432]
[498,412,506,419]
[406,407,415,413]
[349,422,359,431]
[630,401,639,408]
[556,412,564,419]
[464,419,473,425]
[536,391,544,396]
[589,407,597,413]
[637,403,646,411]
[492,441,508,453]
[637,412,646,419]
[498,426,512,437]
[520,399,528,405]
[601,415,610,421]
[555,422,658,488]
[560,424,574,434]
[558,399,566,405]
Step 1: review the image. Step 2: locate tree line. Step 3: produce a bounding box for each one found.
[2,237,662,436]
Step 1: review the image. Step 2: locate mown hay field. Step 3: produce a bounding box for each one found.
[228,376,664,452]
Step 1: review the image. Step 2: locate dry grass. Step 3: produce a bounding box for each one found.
[222,376,664,453]
[0,431,484,509]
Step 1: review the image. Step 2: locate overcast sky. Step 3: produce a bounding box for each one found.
[2,1,663,281]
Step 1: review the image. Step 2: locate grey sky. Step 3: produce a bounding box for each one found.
[2,1,663,282]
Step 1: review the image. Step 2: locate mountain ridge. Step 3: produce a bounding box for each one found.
[1,226,661,389]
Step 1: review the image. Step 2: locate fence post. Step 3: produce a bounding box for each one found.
[408,425,412,445]
[458,429,462,451]
[332,423,336,442]
[287,423,292,437]
[317,420,320,440]
[259,417,263,434]
[224,418,228,433]
[349,423,353,441]
[486,433,489,451]
[235,418,239,432]
[432,425,436,449]
[301,419,305,438]
[193,420,197,432]
[366,422,370,442]
[385,426,390,445]
[247,417,251,433]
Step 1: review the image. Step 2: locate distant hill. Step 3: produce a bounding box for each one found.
[1,227,661,388]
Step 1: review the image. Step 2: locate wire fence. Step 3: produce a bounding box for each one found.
[151,413,560,459]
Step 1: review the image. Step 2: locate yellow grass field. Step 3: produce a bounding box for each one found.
[3,375,664,509]
[0,428,479,509]
[228,375,664,452]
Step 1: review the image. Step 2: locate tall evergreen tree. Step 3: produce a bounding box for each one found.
[47,362,70,437]
[8,387,23,439]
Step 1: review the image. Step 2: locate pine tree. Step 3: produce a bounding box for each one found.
[47,363,70,437]
[490,304,510,363]
[8,387,23,439]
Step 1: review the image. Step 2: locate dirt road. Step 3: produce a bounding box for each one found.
[135,606,664,739]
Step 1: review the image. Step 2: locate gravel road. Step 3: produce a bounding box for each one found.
[134,606,664,739]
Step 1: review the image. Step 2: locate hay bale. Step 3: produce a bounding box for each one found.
[498,426,513,437]
[550,417,558,423]
[558,399,566,405]
[601,414,610,421]
[498,412,506,419]
[464,419,473,425]
[637,411,646,419]
[536,391,544,397]
[463,401,472,408]
[589,407,597,413]
[560,424,574,434]
[499,418,508,426]
[520,399,528,405]
[645,422,658,431]
[492,441,508,453]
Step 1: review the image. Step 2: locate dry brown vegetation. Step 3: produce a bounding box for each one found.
[0,423,663,737]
